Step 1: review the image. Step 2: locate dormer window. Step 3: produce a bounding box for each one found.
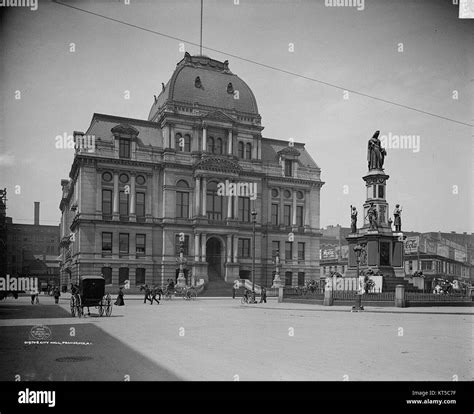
[119,139,130,159]
[284,160,293,177]
[195,76,202,89]
[227,82,234,94]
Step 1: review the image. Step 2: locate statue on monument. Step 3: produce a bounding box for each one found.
[367,130,387,170]
[393,204,402,232]
[366,202,378,230]
[350,205,358,233]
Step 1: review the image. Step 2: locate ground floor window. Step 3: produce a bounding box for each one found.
[102,267,112,285]
[285,271,292,286]
[135,268,145,286]
[119,267,129,286]
[297,272,305,286]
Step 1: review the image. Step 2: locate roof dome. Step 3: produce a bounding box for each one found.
[148,53,259,121]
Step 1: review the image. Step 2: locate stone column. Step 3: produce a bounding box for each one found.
[194,233,200,262]
[234,194,239,220]
[292,191,297,226]
[202,125,207,151]
[227,191,233,219]
[257,137,262,160]
[279,188,284,225]
[202,178,207,216]
[228,130,233,155]
[130,174,136,218]
[226,234,232,263]
[96,171,102,215]
[305,189,311,227]
[169,124,175,149]
[195,176,201,216]
[146,173,152,222]
[113,172,119,219]
[233,235,238,263]
[201,233,207,262]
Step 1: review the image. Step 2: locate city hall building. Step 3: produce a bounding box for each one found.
[59,53,324,292]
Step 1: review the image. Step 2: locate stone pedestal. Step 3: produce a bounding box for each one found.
[323,288,333,306]
[395,284,406,307]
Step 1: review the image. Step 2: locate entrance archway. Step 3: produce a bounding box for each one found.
[206,237,224,281]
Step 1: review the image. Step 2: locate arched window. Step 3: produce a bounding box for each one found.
[176,133,191,152]
[206,181,223,220]
[176,180,190,218]
[216,138,223,154]
[207,136,215,153]
[238,141,244,158]
[245,143,252,160]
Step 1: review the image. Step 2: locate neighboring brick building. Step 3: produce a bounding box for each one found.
[4,201,60,291]
[59,54,324,292]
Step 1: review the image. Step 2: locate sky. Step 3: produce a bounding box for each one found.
[0,0,473,233]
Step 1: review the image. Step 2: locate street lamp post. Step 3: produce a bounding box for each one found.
[251,209,257,294]
[352,243,365,312]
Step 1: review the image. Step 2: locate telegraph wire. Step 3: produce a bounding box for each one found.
[52,0,472,127]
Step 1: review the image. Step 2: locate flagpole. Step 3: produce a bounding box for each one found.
[200,0,203,55]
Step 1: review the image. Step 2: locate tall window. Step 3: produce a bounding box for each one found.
[296,206,304,227]
[176,192,189,218]
[119,139,130,158]
[119,233,129,256]
[285,271,292,286]
[238,197,250,222]
[119,191,129,216]
[216,138,223,154]
[238,238,251,258]
[284,205,292,226]
[136,234,146,255]
[176,181,189,219]
[271,203,279,225]
[207,136,215,153]
[206,181,223,220]
[175,234,190,255]
[284,160,293,177]
[176,133,191,152]
[135,268,145,286]
[245,143,252,159]
[102,267,112,285]
[272,241,280,258]
[102,232,112,256]
[297,272,305,286]
[238,141,244,158]
[102,189,112,215]
[119,267,129,285]
[298,242,305,261]
[285,241,293,262]
[136,192,145,218]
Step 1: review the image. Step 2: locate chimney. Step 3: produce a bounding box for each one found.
[34,202,40,226]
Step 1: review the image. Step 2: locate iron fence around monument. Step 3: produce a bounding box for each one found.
[405,292,471,302]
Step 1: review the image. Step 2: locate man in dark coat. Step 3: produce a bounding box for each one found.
[259,287,267,303]
[143,284,152,304]
[53,287,60,304]
[150,286,160,305]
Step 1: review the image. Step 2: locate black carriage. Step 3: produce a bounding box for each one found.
[70,275,112,317]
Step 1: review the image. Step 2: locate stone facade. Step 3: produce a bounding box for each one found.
[59,55,324,292]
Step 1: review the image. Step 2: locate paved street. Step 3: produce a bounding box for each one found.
[0,295,472,381]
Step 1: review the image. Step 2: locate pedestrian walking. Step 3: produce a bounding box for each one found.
[53,286,60,304]
[143,284,152,304]
[115,287,125,306]
[30,288,39,305]
[150,286,160,305]
[232,286,236,299]
[259,287,267,303]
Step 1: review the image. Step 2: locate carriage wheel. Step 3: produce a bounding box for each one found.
[190,291,197,300]
[105,294,113,316]
[98,301,104,317]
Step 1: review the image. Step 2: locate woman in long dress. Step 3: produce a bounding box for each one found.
[115,287,124,306]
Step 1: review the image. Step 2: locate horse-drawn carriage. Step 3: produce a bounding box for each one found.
[70,275,112,317]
